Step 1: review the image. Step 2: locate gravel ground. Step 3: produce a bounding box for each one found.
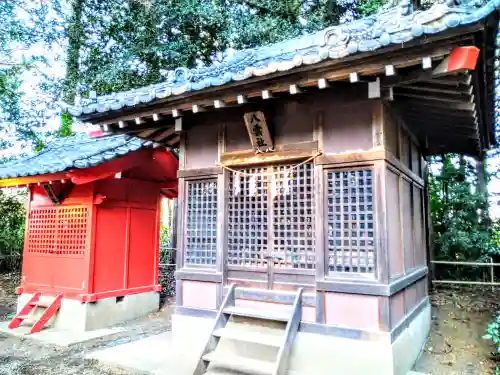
[0,302,175,375]
[0,272,175,375]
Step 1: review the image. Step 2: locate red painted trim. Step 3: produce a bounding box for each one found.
[152,150,179,175]
[88,129,104,137]
[94,193,106,205]
[77,285,162,302]
[0,172,68,188]
[66,149,153,185]
[15,287,24,295]
[123,207,131,289]
[153,196,161,286]
[446,46,480,72]
[20,186,31,292]
[86,183,97,294]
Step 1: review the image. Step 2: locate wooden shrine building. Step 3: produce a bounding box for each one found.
[61,0,499,374]
[0,133,178,333]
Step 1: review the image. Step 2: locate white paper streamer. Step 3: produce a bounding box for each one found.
[271,175,278,200]
[234,172,241,196]
[283,173,291,196]
[249,175,257,196]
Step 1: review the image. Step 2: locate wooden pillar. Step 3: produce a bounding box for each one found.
[423,161,434,290]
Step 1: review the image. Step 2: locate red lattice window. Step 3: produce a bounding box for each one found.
[26,206,89,257]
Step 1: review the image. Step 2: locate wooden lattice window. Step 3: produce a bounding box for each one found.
[185,180,217,266]
[228,166,268,267]
[327,169,375,275]
[26,206,88,257]
[228,163,315,269]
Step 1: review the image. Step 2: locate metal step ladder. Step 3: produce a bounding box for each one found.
[8,292,63,334]
[193,284,303,375]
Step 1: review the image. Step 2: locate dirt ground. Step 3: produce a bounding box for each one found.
[0,273,499,375]
[0,273,174,375]
[414,286,499,375]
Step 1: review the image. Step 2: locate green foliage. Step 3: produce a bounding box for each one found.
[65,0,368,98]
[0,1,64,152]
[429,155,495,280]
[58,112,74,138]
[357,0,387,16]
[0,189,26,272]
[484,314,500,374]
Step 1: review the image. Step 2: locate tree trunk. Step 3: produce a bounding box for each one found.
[62,0,84,104]
[476,154,489,226]
[60,0,85,137]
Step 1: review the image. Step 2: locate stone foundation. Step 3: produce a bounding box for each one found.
[170,301,431,375]
[17,292,160,332]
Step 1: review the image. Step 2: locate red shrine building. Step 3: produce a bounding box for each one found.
[1,0,499,374]
[0,133,177,333]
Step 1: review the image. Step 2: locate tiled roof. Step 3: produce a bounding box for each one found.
[0,133,145,179]
[61,0,500,118]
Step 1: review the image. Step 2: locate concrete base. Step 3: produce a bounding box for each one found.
[16,292,159,332]
[165,303,431,375]
[88,319,430,375]
[0,321,123,347]
[88,331,194,375]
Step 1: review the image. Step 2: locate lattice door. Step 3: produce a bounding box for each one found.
[227,163,315,270]
[326,169,375,275]
[26,206,89,257]
[185,180,218,267]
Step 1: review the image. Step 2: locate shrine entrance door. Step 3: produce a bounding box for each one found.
[226,162,316,291]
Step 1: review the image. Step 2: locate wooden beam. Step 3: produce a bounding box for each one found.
[138,128,159,138]
[153,127,175,142]
[394,88,471,102]
[401,111,476,127]
[393,93,475,110]
[166,135,181,146]
[394,103,474,117]
[398,83,472,96]
[220,141,318,166]
[426,74,472,86]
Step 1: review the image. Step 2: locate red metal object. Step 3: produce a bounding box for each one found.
[17,149,178,302]
[8,292,41,329]
[29,293,63,334]
[433,46,480,76]
[446,46,480,72]
[9,292,64,334]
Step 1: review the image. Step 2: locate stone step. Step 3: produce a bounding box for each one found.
[224,306,290,322]
[213,327,283,347]
[203,351,274,375]
[29,301,52,308]
[17,315,36,325]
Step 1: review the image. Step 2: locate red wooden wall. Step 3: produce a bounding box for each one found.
[20,179,162,301]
